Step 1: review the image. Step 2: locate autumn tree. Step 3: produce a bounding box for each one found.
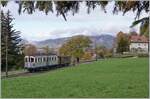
[129,30,138,36]
[116,31,130,54]
[82,52,93,61]
[59,35,92,63]
[95,45,107,58]
[24,44,37,56]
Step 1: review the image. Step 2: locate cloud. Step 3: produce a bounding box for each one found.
[2,1,148,41]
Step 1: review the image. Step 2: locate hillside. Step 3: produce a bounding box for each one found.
[33,34,115,49]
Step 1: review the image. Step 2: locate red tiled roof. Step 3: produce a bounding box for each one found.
[130,35,149,43]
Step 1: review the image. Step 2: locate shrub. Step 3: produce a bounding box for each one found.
[114,54,134,58]
[82,52,92,61]
[105,53,113,58]
[138,53,149,57]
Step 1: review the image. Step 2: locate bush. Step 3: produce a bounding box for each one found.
[105,53,113,58]
[97,50,105,58]
[82,52,92,61]
[138,53,149,57]
[114,54,134,58]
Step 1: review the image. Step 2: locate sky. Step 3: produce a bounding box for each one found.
[1,1,148,41]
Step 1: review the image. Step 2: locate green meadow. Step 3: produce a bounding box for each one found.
[1,58,149,98]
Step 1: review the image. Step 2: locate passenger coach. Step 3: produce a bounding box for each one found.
[24,54,71,72]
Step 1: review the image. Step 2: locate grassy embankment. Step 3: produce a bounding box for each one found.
[2,57,149,98]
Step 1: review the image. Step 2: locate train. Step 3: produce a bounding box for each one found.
[24,54,71,72]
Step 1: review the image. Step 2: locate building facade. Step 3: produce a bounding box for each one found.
[129,35,149,53]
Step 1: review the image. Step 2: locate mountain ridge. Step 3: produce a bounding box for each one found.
[33,34,115,49]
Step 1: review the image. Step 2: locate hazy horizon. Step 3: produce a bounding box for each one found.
[2,1,149,41]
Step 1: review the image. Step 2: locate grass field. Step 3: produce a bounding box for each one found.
[1,58,149,98]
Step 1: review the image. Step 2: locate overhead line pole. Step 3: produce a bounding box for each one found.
[5,29,8,77]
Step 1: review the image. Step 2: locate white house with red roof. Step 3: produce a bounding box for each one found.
[129,35,149,53]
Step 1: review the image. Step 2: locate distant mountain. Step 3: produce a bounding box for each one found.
[33,34,115,49]
[90,34,115,49]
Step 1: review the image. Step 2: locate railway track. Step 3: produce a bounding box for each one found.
[1,60,95,79]
[1,71,45,79]
[1,65,71,79]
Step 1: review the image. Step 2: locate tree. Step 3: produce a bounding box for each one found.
[1,1,149,20]
[95,45,107,59]
[1,10,22,73]
[131,17,149,37]
[24,44,37,56]
[59,35,92,64]
[116,31,129,54]
[129,30,138,36]
[43,46,50,54]
[82,52,92,61]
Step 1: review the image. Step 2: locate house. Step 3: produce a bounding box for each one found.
[129,35,149,53]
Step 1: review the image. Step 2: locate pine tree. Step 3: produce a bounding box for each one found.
[1,10,23,73]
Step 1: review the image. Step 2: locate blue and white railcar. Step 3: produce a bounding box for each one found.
[24,54,58,72]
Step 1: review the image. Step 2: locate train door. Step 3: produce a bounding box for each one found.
[24,56,29,68]
[24,56,34,68]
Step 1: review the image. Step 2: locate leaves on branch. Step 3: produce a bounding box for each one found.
[1,1,149,21]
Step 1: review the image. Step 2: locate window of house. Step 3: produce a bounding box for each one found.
[138,43,140,46]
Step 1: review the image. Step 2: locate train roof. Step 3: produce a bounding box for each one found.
[25,53,57,57]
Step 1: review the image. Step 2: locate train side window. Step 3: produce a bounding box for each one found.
[46,57,48,62]
[44,57,45,62]
[41,57,42,62]
[35,58,37,63]
[25,58,28,62]
[47,57,48,62]
[40,58,41,62]
[31,58,34,62]
[39,58,40,62]
[44,57,46,62]
[40,57,42,62]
